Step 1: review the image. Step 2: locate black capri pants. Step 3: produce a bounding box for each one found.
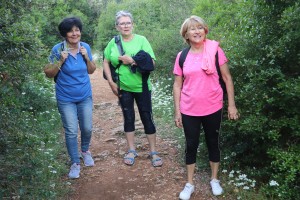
[182,109,223,164]
[119,90,156,134]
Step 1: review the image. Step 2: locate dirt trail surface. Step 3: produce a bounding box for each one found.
[69,68,219,200]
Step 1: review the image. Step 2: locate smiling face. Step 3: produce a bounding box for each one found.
[180,16,209,45]
[66,26,81,46]
[116,16,133,37]
[186,24,206,45]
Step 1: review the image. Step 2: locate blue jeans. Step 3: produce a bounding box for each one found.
[57,96,93,164]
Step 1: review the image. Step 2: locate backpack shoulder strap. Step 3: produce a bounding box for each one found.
[60,42,64,51]
[54,42,65,83]
[179,46,191,69]
[215,50,227,95]
[215,50,220,74]
[114,35,125,56]
[80,42,88,64]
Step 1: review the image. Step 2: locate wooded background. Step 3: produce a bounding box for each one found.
[1,0,299,199]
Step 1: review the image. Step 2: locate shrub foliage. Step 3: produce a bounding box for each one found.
[0,0,299,199]
[192,0,300,199]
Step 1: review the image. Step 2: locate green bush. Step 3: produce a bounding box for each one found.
[0,1,69,198]
[192,1,300,199]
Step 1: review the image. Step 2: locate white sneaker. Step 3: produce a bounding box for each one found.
[68,163,80,179]
[81,151,95,166]
[210,179,223,196]
[179,183,195,200]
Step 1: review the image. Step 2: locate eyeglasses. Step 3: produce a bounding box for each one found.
[118,22,132,27]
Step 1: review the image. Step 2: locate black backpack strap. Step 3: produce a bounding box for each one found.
[215,51,227,96]
[215,51,221,76]
[114,35,125,56]
[179,46,191,69]
[113,35,125,70]
[113,35,125,96]
[103,36,124,82]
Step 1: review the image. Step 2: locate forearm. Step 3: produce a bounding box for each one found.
[173,80,183,128]
[103,61,113,83]
[224,76,236,107]
[43,61,62,78]
[220,64,236,107]
[173,85,182,114]
[86,59,96,74]
[173,76,183,114]
[224,76,240,120]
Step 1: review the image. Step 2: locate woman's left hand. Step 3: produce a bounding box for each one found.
[228,106,240,120]
[80,46,89,61]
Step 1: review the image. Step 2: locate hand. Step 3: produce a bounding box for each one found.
[80,46,89,61]
[228,106,240,120]
[174,111,183,128]
[118,55,134,65]
[60,50,69,63]
[108,81,121,97]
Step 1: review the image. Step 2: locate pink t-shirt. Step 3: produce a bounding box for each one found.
[173,46,228,116]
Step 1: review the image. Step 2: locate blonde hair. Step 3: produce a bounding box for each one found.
[180,15,209,45]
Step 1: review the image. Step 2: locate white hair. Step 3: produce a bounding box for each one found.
[115,10,133,25]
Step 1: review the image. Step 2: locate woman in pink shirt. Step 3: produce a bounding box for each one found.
[173,16,239,200]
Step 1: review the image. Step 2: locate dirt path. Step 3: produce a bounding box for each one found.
[68,68,219,200]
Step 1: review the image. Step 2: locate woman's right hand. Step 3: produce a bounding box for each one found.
[173,75,183,128]
[60,51,68,63]
[108,81,121,97]
[174,110,183,128]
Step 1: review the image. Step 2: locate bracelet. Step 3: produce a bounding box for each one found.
[57,65,61,71]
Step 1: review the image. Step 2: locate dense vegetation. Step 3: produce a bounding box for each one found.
[1,0,299,199]
[192,1,300,199]
[0,0,102,198]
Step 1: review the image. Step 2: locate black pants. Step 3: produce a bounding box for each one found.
[119,90,156,134]
[182,109,223,164]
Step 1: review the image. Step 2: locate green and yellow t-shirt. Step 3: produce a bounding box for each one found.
[104,34,156,92]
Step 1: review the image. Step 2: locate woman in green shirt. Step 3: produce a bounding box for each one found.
[103,10,163,167]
